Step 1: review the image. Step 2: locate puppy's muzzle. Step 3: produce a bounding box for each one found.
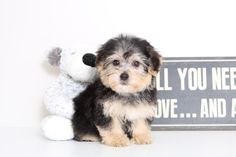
[120,72,129,81]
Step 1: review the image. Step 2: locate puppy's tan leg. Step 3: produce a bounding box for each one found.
[97,118,130,147]
[132,119,152,145]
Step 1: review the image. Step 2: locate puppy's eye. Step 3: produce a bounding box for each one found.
[113,60,120,66]
[132,61,140,67]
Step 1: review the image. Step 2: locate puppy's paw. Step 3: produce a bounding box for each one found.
[80,134,100,142]
[133,132,152,145]
[102,133,130,147]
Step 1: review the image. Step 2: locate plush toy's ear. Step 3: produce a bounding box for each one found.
[48,47,62,66]
[82,53,96,67]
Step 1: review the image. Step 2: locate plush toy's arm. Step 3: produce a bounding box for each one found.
[43,73,88,119]
[44,91,74,119]
[43,75,74,119]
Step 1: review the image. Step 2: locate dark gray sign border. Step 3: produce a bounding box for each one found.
[152,56,236,131]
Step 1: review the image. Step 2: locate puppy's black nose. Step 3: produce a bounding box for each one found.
[120,72,129,81]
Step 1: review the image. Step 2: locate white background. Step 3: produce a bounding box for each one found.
[0,0,236,127]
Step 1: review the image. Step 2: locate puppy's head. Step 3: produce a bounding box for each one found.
[96,35,162,95]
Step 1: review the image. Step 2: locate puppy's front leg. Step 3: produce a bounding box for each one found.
[96,118,130,147]
[132,119,152,144]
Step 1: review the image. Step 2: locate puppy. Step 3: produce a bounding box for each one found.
[72,35,162,147]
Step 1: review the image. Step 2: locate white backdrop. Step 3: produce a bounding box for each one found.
[0,0,236,127]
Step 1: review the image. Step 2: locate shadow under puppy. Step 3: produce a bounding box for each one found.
[72,35,162,147]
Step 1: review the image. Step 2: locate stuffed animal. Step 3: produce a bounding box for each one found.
[41,47,97,141]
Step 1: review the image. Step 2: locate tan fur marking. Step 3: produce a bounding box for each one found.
[99,70,110,88]
[148,67,158,76]
[80,134,100,142]
[132,119,152,144]
[159,56,163,65]
[103,100,156,121]
[129,69,152,92]
[97,118,130,147]
[96,64,103,73]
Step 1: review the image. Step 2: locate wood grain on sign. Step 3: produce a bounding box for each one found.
[152,57,236,130]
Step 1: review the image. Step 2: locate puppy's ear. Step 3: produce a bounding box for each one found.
[146,45,162,76]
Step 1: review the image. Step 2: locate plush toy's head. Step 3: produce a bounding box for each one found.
[48,47,97,83]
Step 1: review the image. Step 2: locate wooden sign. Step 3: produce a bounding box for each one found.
[152,57,236,130]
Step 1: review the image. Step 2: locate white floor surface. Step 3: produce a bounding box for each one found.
[0,127,235,157]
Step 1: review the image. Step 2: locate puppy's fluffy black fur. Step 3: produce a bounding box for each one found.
[72,35,161,145]
[72,79,157,140]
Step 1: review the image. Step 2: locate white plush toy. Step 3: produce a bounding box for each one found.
[41,47,97,141]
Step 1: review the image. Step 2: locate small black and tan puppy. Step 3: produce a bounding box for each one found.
[72,35,162,147]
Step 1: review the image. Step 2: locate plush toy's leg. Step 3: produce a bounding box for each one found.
[41,115,74,141]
